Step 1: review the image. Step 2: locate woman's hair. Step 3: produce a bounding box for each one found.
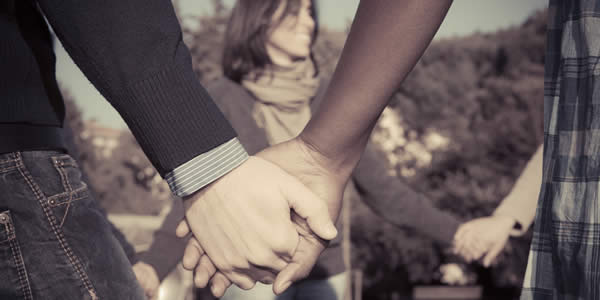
[222,0,319,82]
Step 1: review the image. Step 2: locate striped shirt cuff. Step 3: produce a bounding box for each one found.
[165,138,249,197]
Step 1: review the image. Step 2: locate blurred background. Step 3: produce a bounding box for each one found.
[55,1,547,299]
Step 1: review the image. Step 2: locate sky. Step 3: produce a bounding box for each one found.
[55,0,547,129]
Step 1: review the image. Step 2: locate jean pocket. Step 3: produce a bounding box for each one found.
[47,154,90,208]
[47,155,92,228]
[0,210,33,300]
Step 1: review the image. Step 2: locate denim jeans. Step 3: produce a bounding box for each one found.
[0,151,145,299]
[220,271,348,300]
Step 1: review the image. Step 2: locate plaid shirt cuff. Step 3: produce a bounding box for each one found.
[165,138,248,197]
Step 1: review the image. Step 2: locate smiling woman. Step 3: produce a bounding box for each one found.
[222,0,318,82]
[266,0,315,65]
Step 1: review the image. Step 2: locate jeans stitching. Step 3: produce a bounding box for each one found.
[0,166,17,173]
[53,160,72,195]
[1,212,33,300]
[9,234,33,300]
[15,153,98,299]
[52,161,77,227]
[48,194,88,207]
[47,185,88,202]
[0,158,18,164]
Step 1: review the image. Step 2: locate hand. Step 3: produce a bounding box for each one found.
[174,235,237,298]
[256,137,349,294]
[132,262,160,299]
[453,215,516,267]
[179,156,338,291]
[176,212,330,297]
[177,137,349,296]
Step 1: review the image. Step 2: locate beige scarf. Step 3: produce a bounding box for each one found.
[242,59,319,145]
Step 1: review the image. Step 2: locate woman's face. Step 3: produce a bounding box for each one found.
[266,0,315,66]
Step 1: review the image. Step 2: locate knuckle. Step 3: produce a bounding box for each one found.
[248,252,272,268]
[201,259,216,274]
[271,231,298,251]
[226,272,254,290]
[221,252,248,272]
[218,262,234,273]
[230,257,251,271]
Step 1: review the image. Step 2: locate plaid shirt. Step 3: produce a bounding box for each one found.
[521,1,600,299]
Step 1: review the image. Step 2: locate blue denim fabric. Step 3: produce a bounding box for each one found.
[0,151,145,299]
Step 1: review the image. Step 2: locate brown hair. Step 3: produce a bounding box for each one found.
[222,0,319,82]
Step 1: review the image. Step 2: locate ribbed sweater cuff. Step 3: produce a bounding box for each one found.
[113,63,238,177]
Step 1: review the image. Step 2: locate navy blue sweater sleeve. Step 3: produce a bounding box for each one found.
[36,0,237,176]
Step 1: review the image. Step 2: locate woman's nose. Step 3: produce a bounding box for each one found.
[299,11,315,30]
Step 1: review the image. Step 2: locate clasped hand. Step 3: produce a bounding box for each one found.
[176,137,348,297]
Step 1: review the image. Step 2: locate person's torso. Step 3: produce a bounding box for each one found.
[0,0,66,154]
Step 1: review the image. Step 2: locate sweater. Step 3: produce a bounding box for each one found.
[1,0,236,178]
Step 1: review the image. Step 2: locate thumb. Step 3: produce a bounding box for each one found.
[272,252,317,294]
[176,220,190,238]
[273,262,302,295]
[483,240,506,267]
[283,177,337,240]
[272,237,324,295]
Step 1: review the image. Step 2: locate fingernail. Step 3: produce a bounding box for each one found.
[326,225,338,238]
[211,283,222,297]
[195,273,207,288]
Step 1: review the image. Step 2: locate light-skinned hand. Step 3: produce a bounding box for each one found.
[257,137,348,295]
[132,261,160,300]
[177,137,349,297]
[180,155,338,292]
[453,215,516,267]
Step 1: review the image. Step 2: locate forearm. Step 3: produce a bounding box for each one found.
[493,145,543,235]
[38,0,245,194]
[301,0,453,176]
[353,144,460,244]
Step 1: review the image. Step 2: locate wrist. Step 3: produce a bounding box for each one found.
[296,133,359,181]
[493,214,518,230]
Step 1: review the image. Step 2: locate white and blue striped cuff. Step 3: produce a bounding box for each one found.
[165,138,249,197]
